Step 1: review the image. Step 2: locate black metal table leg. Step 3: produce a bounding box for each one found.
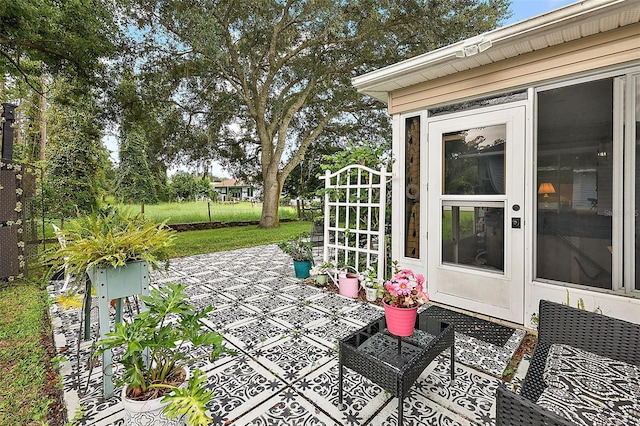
[338,359,344,408]
[450,337,455,381]
[398,395,403,425]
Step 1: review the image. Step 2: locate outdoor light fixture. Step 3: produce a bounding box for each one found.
[538,182,556,198]
[455,38,493,58]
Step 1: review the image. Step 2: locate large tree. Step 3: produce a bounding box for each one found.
[44,79,110,219]
[125,0,510,227]
[116,124,159,204]
[1,0,123,217]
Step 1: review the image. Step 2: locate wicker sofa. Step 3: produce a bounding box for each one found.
[496,299,640,426]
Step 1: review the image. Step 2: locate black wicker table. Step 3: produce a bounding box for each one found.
[338,310,455,425]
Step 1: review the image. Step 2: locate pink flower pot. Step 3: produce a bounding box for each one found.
[383,299,418,337]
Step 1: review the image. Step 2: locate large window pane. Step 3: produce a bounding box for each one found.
[405,116,420,258]
[442,205,504,272]
[536,79,613,289]
[443,125,505,195]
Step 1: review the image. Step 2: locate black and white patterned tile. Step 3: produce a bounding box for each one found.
[204,355,287,425]
[270,303,330,329]
[201,303,261,332]
[293,360,390,424]
[249,333,335,384]
[241,293,298,314]
[223,317,291,352]
[307,291,362,315]
[231,389,338,425]
[371,391,474,426]
[180,281,216,297]
[189,291,234,310]
[277,282,325,301]
[50,243,531,425]
[302,317,362,349]
[340,302,385,326]
[412,355,501,425]
[454,328,526,377]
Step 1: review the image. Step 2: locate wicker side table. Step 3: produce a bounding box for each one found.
[338,311,455,425]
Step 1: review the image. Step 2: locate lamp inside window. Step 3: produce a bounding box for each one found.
[538,182,556,198]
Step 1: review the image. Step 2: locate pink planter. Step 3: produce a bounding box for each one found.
[383,300,418,337]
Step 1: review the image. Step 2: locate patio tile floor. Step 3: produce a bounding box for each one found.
[49,244,528,425]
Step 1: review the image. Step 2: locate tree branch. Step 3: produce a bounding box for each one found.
[0,50,45,96]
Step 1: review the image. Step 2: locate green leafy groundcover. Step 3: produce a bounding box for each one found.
[0,279,61,425]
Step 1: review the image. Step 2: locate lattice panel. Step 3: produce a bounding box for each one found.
[321,165,391,281]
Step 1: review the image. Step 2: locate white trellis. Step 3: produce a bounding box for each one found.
[321,165,391,283]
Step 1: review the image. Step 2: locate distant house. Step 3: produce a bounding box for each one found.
[211,179,256,202]
[352,0,640,326]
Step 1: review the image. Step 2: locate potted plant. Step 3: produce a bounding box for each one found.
[96,282,235,426]
[278,233,313,278]
[48,208,177,397]
[310,261,334,285]
[381,262,429,337]
[360,265,380,301]
[49,208,175,281]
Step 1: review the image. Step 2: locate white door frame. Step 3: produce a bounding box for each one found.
[427,103,527,323]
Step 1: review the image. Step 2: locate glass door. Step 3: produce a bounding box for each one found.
[428,106,526,323]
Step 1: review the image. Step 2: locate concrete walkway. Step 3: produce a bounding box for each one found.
[49,244,528,425]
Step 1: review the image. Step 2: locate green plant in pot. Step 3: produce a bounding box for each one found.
[360,265,380,301]
[48,208,177,397]
[310,261,334,286]
[96,282,235,426]
[49,208,175,281]
[277,232,313,278]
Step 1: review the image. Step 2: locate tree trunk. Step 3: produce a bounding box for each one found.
[39,74,47,161]
[259,172,282,228]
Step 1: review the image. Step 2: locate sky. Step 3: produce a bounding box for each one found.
[506,0,577,24]
[104,0,579,176]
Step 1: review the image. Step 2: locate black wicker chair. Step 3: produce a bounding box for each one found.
[496,299,640,426]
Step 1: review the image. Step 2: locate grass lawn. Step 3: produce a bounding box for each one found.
[0,277,60,425]
[42,201,300,239]
[171,221,312,257]
[113,200,298,225]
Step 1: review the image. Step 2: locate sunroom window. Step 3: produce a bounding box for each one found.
[537,74,640,294]
[536,78,614,289]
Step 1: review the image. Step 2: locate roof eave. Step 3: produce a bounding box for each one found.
[352,0,630,102]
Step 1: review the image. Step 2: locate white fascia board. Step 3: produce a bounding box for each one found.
[352,0,628,100]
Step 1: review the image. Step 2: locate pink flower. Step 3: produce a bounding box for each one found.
[382,264,430,309]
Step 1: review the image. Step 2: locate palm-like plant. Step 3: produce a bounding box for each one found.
[50,208,175,279]
[96,283,234,426]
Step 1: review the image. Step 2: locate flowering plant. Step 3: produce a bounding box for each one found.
[383,264,429,309]
[310,261,334,276]
[360,265,379,288]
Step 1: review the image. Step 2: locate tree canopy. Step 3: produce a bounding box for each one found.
[1,0,123,218]
[0,0,120,89]
[121,0,511,227]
